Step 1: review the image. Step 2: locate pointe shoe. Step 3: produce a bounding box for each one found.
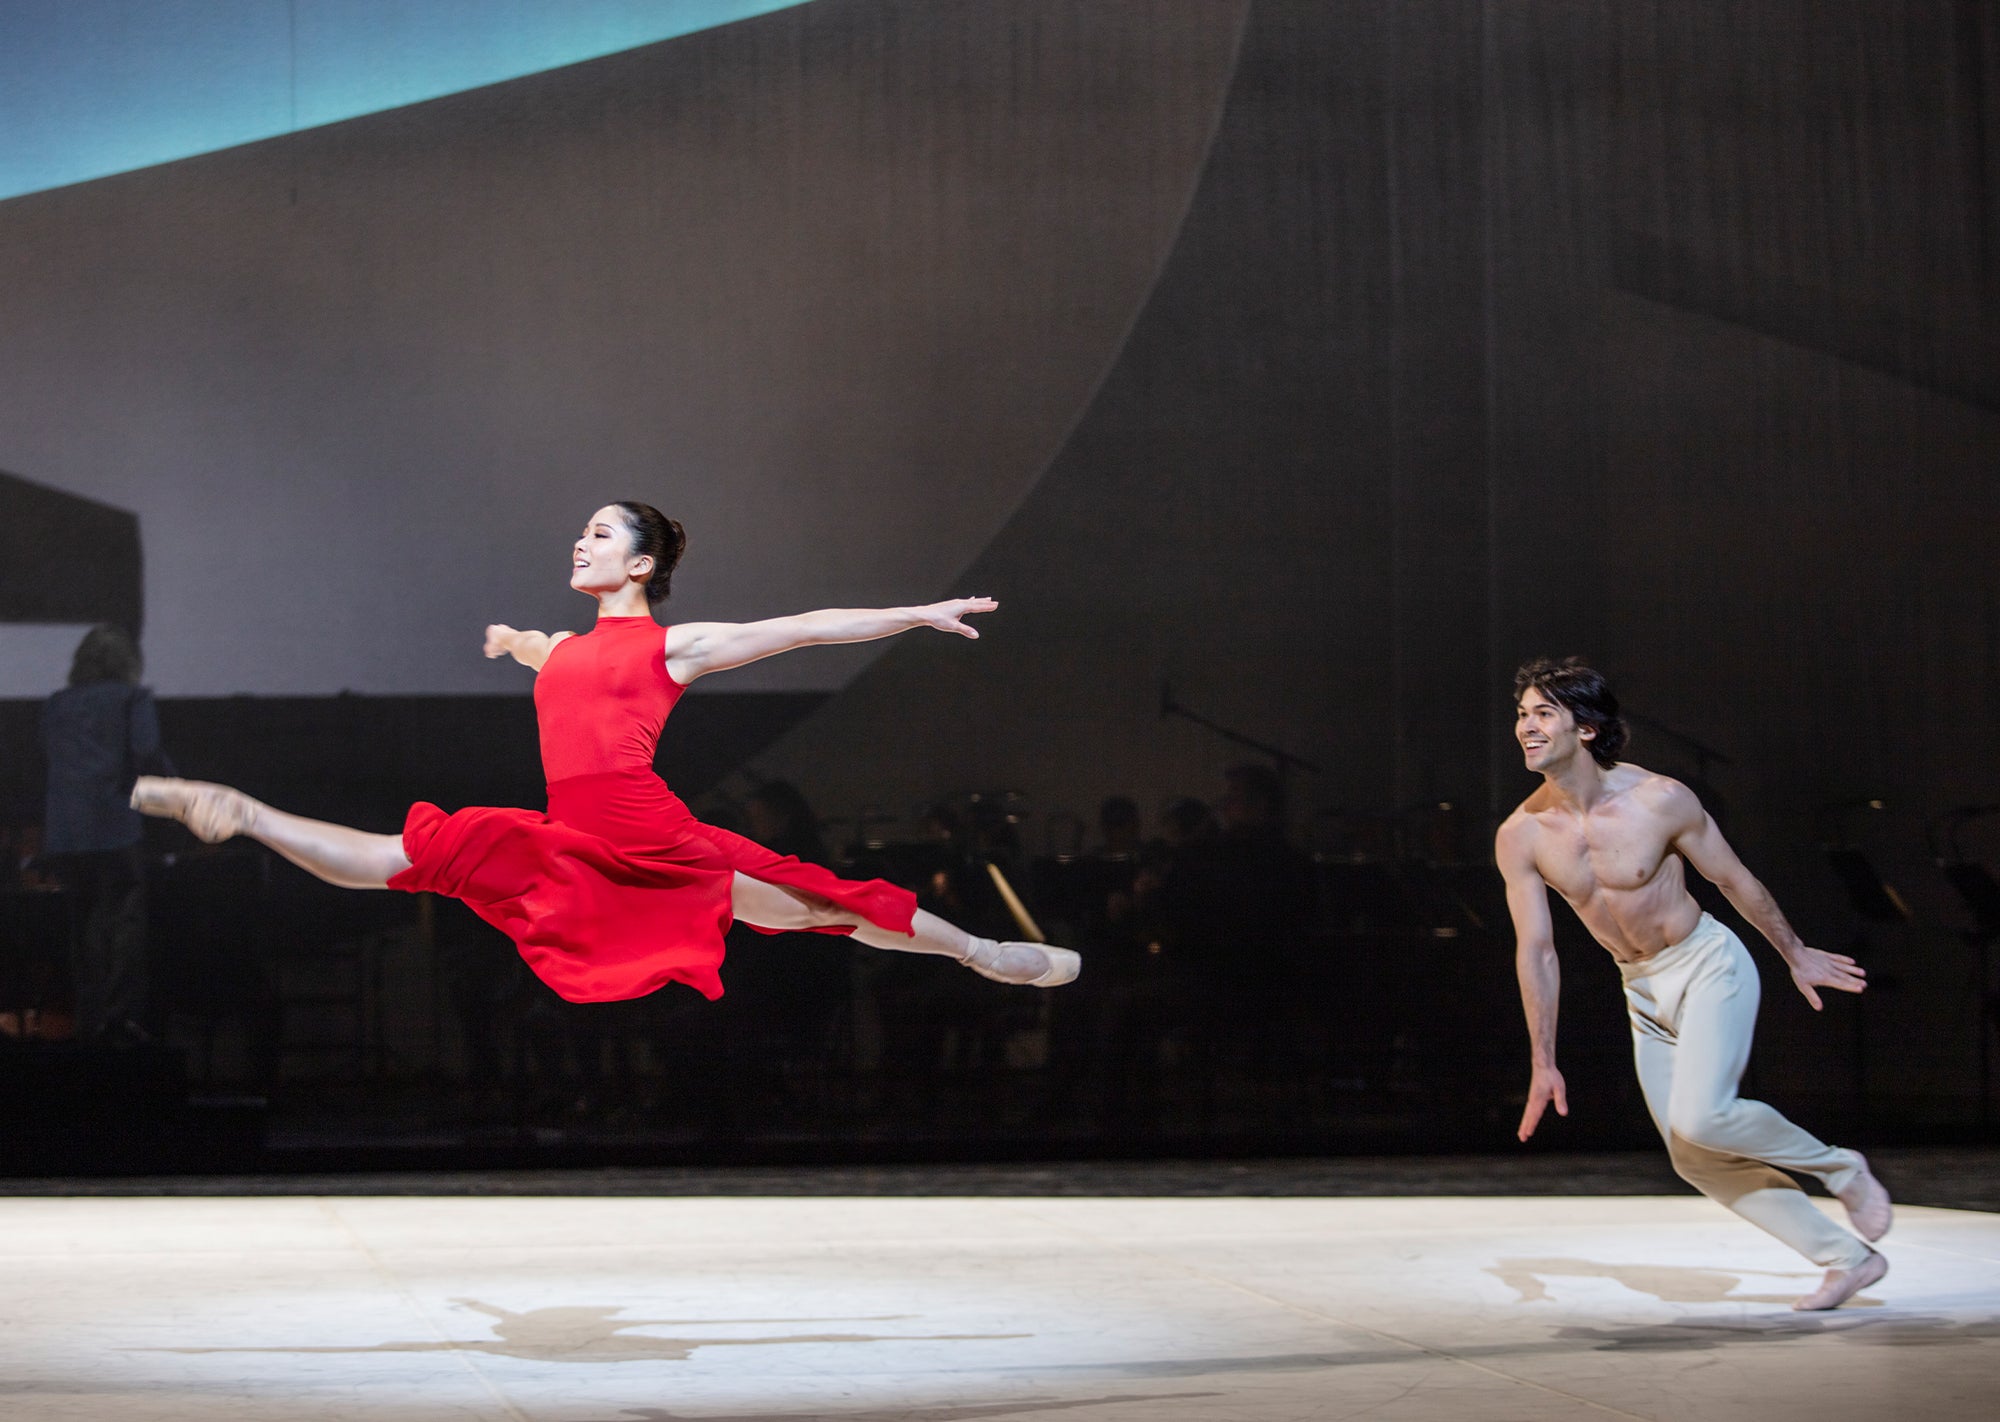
[963,941,1082,988]
[131,776,258,844]
[1792,1249,1887,1311]
[1834,1152,1893,1242]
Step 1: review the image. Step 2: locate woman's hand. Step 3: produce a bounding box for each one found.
[913,597,998,639]
[485,625,562,671]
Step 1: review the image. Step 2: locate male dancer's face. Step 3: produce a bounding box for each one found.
[1515,687,1594,774]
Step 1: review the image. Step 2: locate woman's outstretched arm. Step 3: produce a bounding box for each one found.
[665,598,996,682]
[484,624,573,672]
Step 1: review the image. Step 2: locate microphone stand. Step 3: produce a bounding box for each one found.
[1625,711,1734,824]
[1159,683,1323,795]
[1623,711,1733,774]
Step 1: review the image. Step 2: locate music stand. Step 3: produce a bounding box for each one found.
[1825,849,1911,924]
[1820,802,1908,1122]
[1934,807,2000,1129]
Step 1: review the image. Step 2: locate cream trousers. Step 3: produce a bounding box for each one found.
[1621,914,1871,1269]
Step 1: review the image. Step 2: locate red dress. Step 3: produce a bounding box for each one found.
[386,615,917,1002]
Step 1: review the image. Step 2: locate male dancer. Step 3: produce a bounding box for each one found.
[1497,657,1892,1310]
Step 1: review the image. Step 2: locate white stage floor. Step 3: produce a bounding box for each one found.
[3,1194,1996,1421]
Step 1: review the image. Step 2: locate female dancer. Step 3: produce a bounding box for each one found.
[132,502,1078,1003]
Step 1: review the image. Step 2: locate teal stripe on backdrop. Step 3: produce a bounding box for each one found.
[0,0,815,202]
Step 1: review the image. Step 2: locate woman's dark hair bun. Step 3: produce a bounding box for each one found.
[611,501,687,606]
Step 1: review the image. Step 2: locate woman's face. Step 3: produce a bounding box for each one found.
[570,505,647,598]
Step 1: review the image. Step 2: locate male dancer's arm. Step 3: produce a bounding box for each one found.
[1497,819,1568,1141]
[1665,781,1868,1011]
[665,598,997,682]
[482,624,570,671]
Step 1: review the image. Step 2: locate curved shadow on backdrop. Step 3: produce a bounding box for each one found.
[0,0,1248,700]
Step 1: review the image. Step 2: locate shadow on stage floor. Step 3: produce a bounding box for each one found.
[4,1192,1997,1421]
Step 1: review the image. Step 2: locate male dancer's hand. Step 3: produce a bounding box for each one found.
[1786,945,1867,1011]
[1518,1065,1569,1141]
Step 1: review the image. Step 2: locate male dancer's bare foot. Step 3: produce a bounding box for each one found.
[963,940,1081,987]
[1792,1249,1887,1311]
[1834,1152,1893,1242]
[131,777,260,844]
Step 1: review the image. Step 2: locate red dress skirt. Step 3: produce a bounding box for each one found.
[390,772,916,1002]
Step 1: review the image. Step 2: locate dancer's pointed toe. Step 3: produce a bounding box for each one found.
[1792,1249,1887,1311]
[131,777,257,844]
[1022,944,1080,987]
[1835,1152,1893,1242]
[129,775,181,816]
[963,941,1081,987]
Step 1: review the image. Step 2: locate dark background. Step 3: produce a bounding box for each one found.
[1,0,1996,1172]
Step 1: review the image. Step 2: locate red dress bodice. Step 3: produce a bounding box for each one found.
[534,616,683,782]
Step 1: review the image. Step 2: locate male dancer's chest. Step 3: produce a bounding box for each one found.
[1534,811,1679,903]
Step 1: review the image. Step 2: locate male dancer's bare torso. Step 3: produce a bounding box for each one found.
[1500,764,1706,963]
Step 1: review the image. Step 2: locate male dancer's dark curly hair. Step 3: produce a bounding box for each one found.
[1513,656,1628,769]
[612,502,688,606]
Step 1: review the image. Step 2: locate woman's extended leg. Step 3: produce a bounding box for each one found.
[132,777,410,890]
[728,873,1078,987]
